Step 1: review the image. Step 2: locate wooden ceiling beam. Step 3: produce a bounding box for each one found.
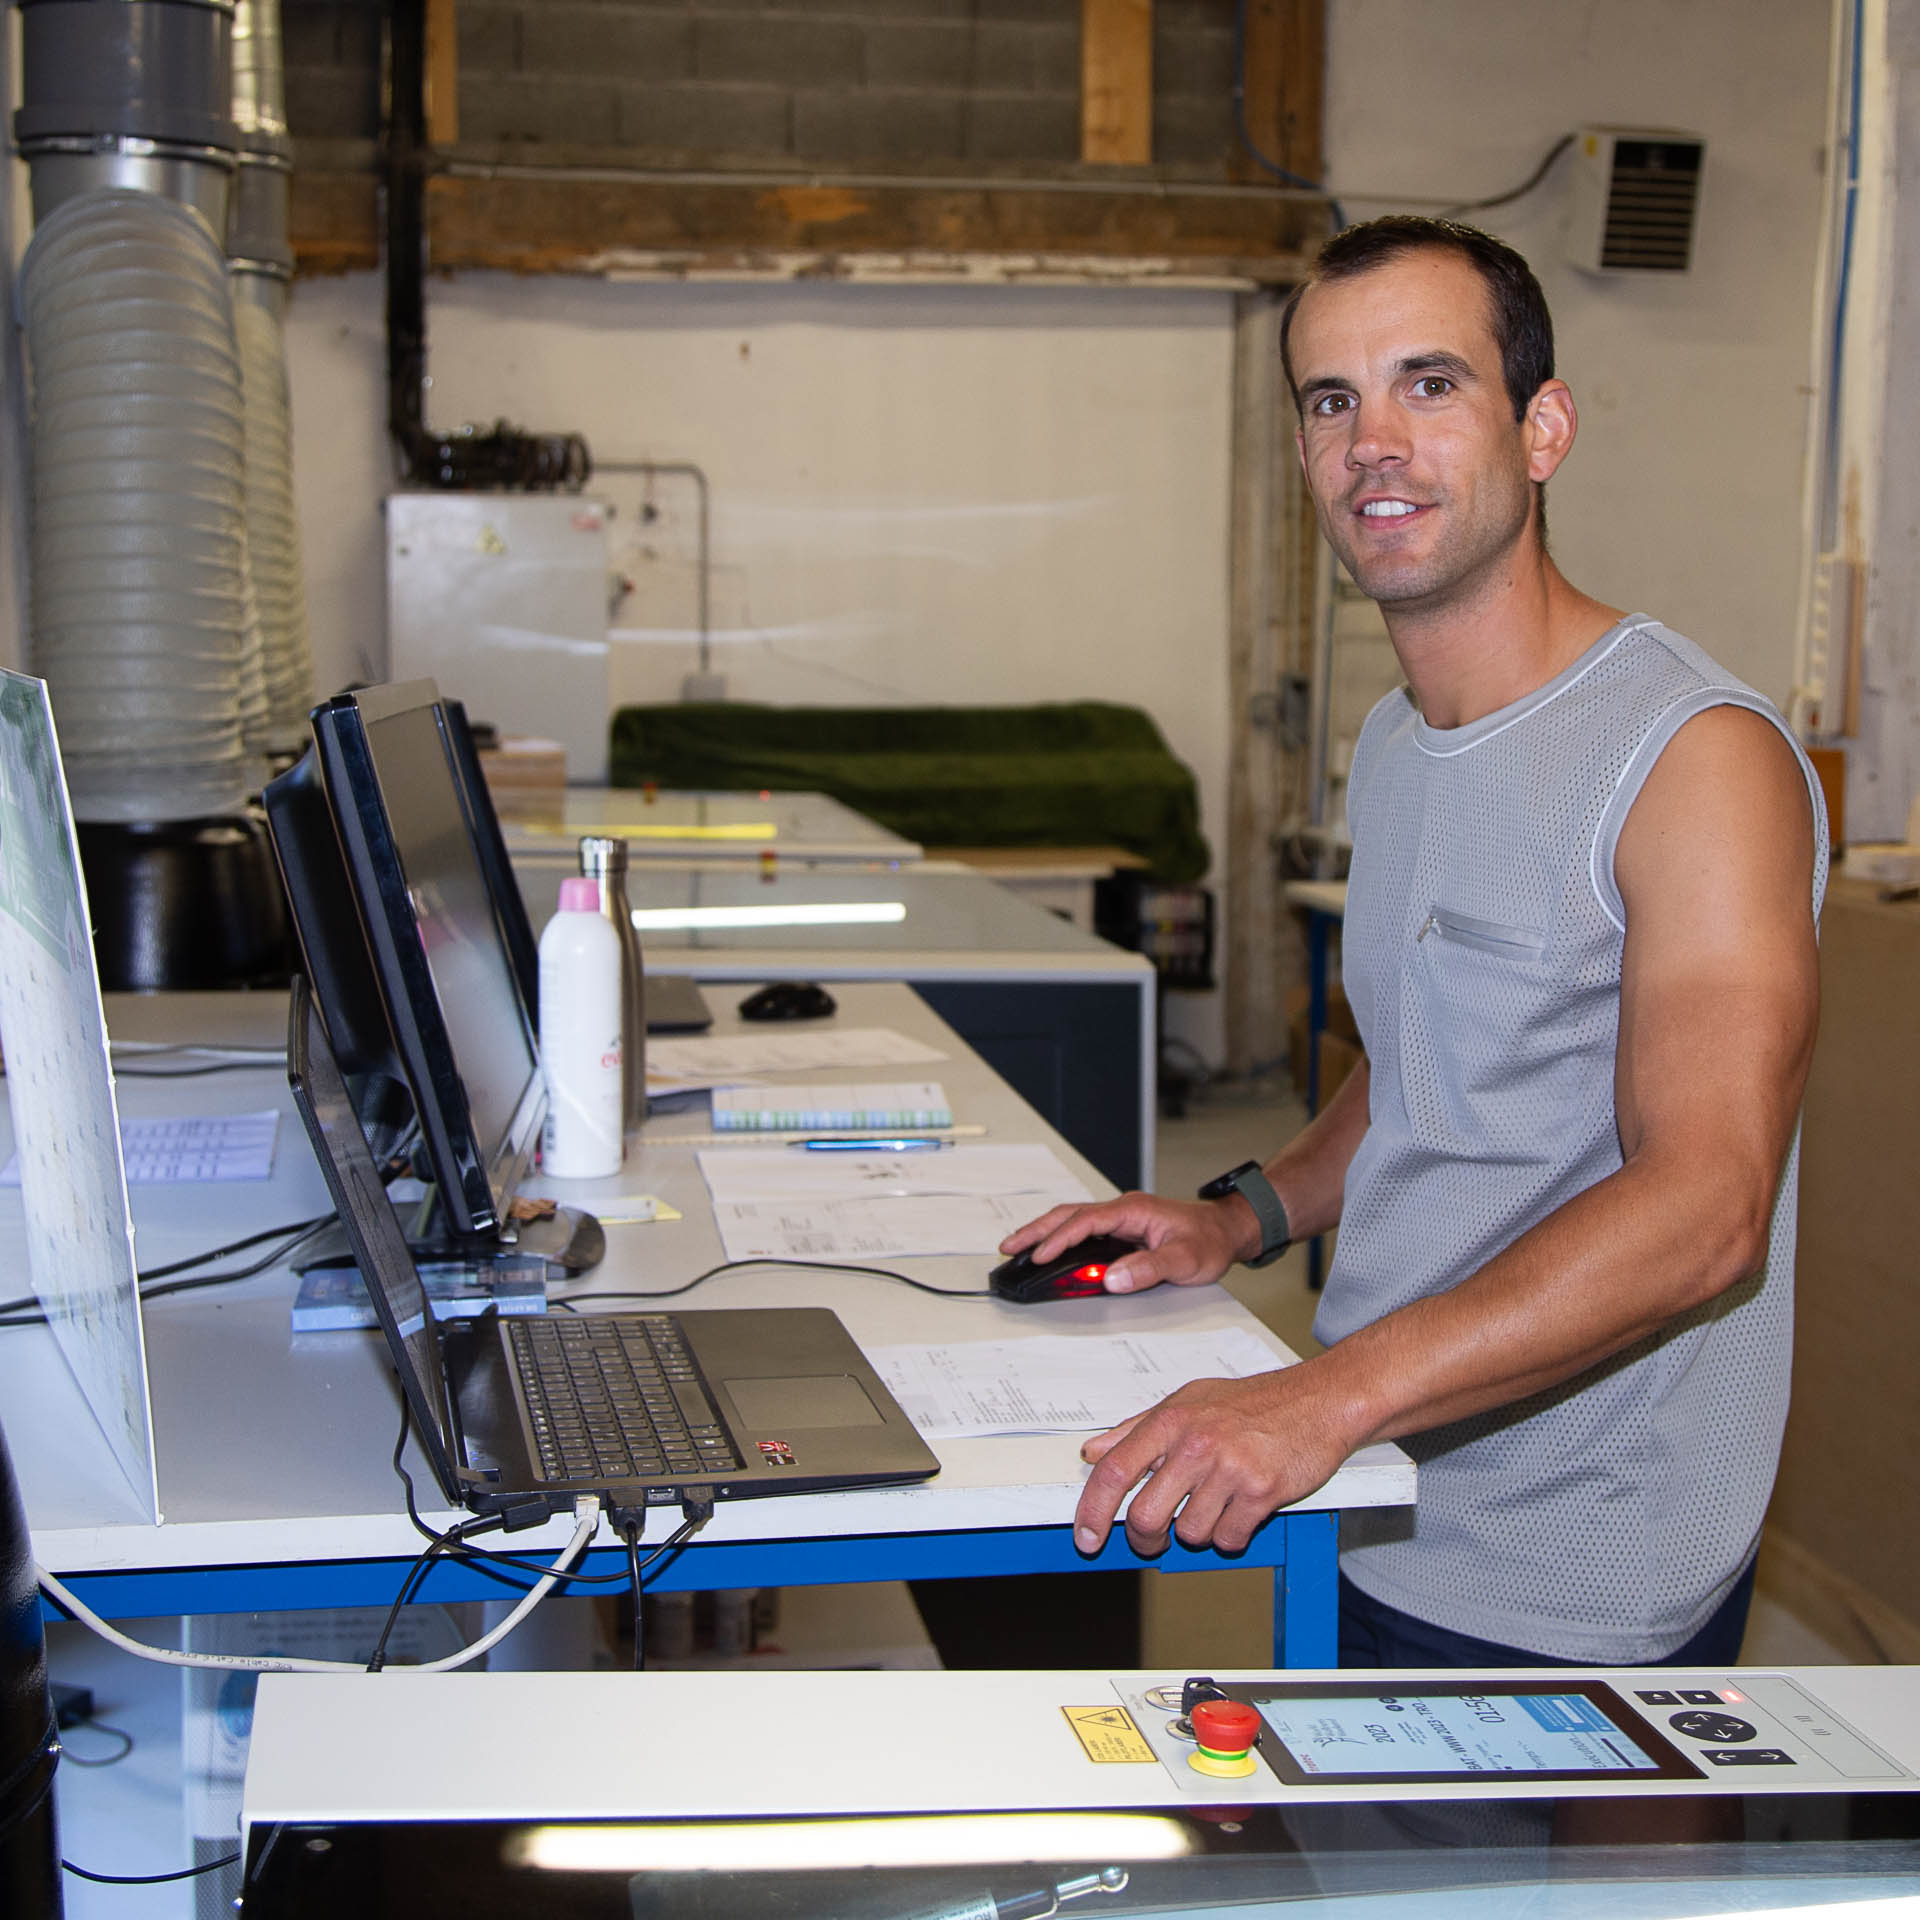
[290,165,1321,285]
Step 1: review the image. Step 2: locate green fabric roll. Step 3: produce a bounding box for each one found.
[607,700,1210,884]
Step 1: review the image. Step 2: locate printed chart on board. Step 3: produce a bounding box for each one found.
[0,671,157,1519]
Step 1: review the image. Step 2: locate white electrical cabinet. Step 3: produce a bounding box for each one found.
[386,493,611,783]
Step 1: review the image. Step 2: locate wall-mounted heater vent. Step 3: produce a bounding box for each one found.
[1566,127,1705,273]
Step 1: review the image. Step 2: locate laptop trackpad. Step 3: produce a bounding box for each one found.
[725,1375,886,1429]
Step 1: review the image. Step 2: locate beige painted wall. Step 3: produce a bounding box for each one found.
[284,272,1240,1058]
[1322,0,1832,711]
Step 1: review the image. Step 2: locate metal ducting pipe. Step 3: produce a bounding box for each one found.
[14,0,287,987]
[229,0,313,749]
[22,187,252,820]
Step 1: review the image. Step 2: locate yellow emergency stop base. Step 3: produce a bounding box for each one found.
[1189,1746,1259,1779]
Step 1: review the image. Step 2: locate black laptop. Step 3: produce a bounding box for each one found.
[286,977,938,1522]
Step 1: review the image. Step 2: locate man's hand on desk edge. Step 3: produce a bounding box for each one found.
[1072,1362,1362,1557]
[997,1192,1254,1294]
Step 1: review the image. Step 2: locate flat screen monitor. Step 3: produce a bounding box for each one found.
[304,680,546,1240]
[263,743,417,1164]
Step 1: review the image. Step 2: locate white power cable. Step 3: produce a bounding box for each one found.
[36,1498,601,1674]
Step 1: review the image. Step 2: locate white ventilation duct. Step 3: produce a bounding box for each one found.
[13,0,290,991]
[229,0,314,749]
[14,0,265,820]
[20,189,254,821]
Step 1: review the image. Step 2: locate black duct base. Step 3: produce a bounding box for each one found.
[0,1409,61,1919]
[77,814,291,993]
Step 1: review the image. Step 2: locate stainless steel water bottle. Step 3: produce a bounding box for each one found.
[577,834,645,1131]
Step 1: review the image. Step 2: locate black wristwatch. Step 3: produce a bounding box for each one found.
[1198,1160,1292,1268]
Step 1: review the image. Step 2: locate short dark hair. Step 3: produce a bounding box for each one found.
[1280,217,1555,423]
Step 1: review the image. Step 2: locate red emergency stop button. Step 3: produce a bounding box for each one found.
[1189,1698,1262,1779]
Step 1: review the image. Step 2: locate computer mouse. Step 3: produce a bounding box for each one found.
[739,980,837,1022]
[988,1233,1142,1304]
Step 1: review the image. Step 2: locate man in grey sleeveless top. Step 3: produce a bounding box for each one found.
[1004,217,1826,1666]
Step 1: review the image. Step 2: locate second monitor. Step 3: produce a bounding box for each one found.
[268,681,591,1268]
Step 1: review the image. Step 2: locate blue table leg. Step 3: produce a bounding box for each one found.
[1274,1509,1338,1668]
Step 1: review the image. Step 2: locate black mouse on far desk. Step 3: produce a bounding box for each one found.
[739,980,837,1022]
[989,1233,1142,1304]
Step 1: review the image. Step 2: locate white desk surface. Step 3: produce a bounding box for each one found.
[517,863,1157,988]
[5,983,1411,1581]
[501,789,923,867]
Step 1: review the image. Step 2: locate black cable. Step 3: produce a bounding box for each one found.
[0,1140,407,1328]
[65,1853,240,1886]
[1232,0,1347,227]
[1436,132,1576,220]
[634,1510,705,1580]
[57,1720,135,1768]
[112,1062,285,1079]
[387,1400,632,1588]
[365,1536,447,1672]
[136,1213,335,1283]
[136,1222,337,1303]
[561,1255,994,1306]
[623,1518,646,1670]
[0,1214,341,1330]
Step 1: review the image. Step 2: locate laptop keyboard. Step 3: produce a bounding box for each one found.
[511,1315,742,1483]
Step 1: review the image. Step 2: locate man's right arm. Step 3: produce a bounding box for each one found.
[998,1055,1371,1294]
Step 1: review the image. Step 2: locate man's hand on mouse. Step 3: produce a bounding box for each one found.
[1071,1364,1362,1557]
[998,1192,1255,1294]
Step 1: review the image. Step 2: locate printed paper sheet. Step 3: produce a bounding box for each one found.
[869,1328,1290,1439]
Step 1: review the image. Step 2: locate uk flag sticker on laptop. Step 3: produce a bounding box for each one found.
[756,1440,796,1466]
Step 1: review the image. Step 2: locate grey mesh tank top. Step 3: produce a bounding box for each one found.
[1322,614,1829,1662]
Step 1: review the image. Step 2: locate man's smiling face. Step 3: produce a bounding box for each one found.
[1291,247,1550,614]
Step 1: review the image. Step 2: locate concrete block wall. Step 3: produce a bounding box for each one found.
[283,0,1240,169]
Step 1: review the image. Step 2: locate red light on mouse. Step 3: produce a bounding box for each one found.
[1063,1263,1107,1294]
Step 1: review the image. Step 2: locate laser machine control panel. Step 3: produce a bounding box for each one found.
[1111,1670,1912,1798]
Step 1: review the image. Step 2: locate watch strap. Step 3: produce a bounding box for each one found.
[1199,1161,1291,1268]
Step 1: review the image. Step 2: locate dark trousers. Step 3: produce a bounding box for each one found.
[1337,1559,1758,1670]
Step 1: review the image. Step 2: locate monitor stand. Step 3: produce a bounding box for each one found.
[293,1191,605,1281]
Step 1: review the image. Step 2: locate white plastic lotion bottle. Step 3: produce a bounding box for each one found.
[538,876,624,1178]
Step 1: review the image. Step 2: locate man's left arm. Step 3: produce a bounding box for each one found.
[1074,706,1820,1556]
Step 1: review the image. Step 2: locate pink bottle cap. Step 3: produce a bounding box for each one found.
[557,876,600,913]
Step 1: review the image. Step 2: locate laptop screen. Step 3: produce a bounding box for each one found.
[285,975,465,1504]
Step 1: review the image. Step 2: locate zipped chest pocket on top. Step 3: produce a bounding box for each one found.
[1405,898,1597,1158]
[1416,906,1548,959]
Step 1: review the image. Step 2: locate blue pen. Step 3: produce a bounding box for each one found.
[794,1136,951,1152]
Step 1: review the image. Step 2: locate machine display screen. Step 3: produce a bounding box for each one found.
[1231,1681,1704,1786]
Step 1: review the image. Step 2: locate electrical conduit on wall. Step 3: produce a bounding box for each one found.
[21,187,252,821]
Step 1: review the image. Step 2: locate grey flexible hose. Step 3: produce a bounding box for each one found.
[21,187,252,821]
[234,292,313,741]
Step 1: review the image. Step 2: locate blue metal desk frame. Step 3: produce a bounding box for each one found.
[44,1511,1341,1668]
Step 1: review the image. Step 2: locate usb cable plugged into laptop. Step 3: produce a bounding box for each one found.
[612,1487,712,1669]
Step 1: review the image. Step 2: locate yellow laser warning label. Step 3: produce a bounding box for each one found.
[1061,1705,1157,1764]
